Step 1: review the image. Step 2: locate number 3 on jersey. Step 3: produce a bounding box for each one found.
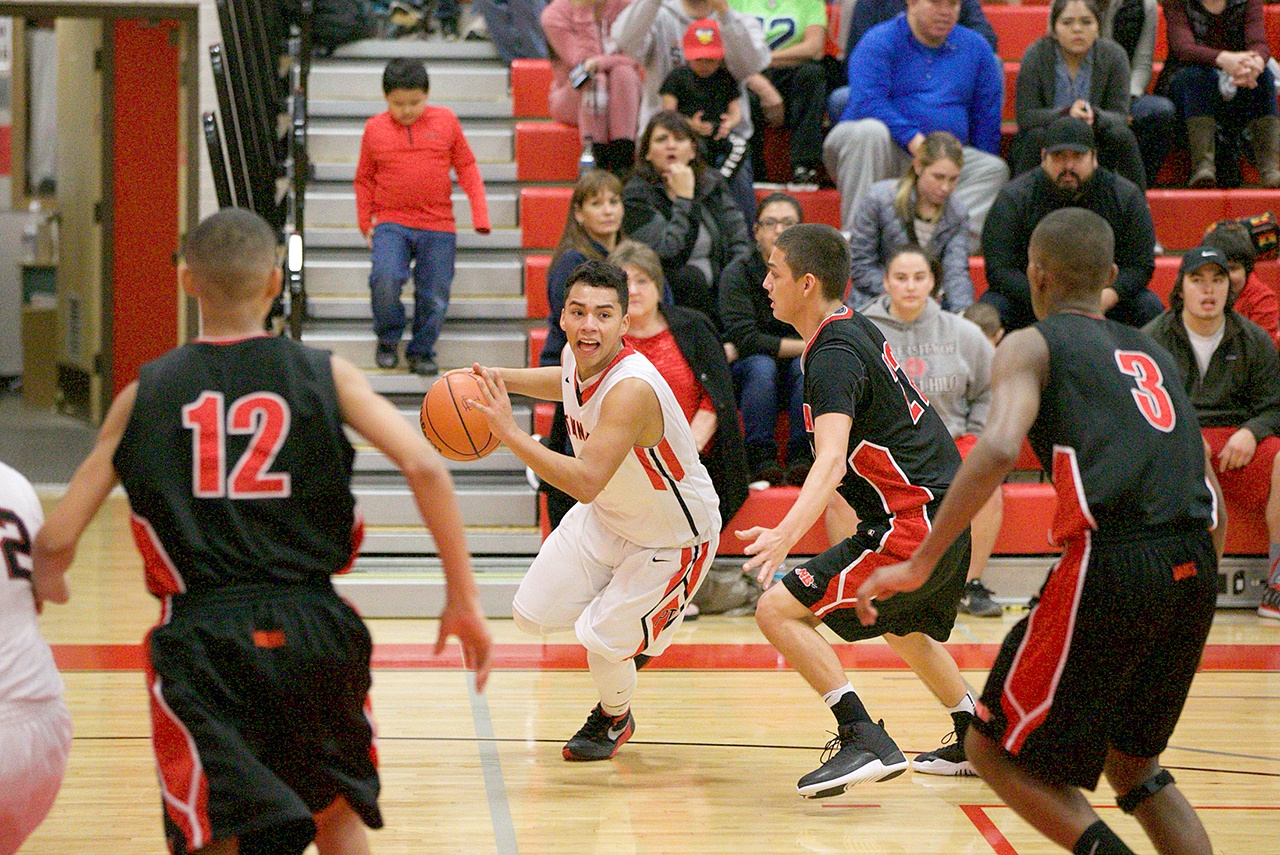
[182,391,293,498]
[1115,351,1176,433]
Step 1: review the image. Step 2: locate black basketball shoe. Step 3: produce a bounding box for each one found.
[796,719,908,798]
[912,715,978,777]
[563,704,635,761]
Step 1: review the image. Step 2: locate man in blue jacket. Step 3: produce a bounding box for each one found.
[822,0,1007,244]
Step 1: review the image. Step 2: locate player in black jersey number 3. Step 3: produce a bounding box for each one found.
[858,208,1226,855]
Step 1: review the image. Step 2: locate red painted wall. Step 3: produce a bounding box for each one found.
[111,18,181,395]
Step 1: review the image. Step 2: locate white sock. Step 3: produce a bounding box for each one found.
[822,683,855,707]
[948,691,976,716]
[588,650,636,716]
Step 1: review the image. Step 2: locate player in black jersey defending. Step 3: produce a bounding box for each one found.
[31,209,492,855]
[858,208,1225,855]
[740,223,979,798]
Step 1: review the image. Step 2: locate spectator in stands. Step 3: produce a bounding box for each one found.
[1010,0,1147,190]
[962,301,1004,347]
[1100,0,1178,187]
[980,116,1162,330]
[826,0,997,122]
[847,131,974,311]
[542,0,642,177]
[718,192,811,486]
[822,0,1008,244]
[1143,246,1280,621]
[355,58,490,376]
[726,0,828,187]
[1203,219,1280,347]
[612,240,750,525]
[612,0,772,221]
[862,245,1004,617]
[1157,0,1279,188]
[623,111,752,326]
[660,19,751,185]
[472,0,548,63]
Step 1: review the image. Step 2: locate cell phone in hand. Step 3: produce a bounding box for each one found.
[569,63,591,89]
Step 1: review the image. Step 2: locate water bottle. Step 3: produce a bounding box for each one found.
[579,134,597,176]
[21,200,40,264]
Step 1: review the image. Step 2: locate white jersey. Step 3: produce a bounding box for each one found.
[562,344,721,547]
[0,462,64,706]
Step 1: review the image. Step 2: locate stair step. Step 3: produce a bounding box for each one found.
[309,62,509,103]
[356,527,542,557]
[353,445,526,474]
[312,161,518,184]
[305,255,522,297]
[355,484,535,526]
[307,189,517,230]
[310,98,514,120]
[306,227,523,251]
[307,124,512,164]
[309,294,526,321]
[302,325,529,369]
[329,39,501,61]
[334,555,532,618]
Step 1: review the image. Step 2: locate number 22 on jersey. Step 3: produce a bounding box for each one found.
[182,391,293,499]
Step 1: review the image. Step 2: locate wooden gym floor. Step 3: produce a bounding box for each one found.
[24,494,1280,854]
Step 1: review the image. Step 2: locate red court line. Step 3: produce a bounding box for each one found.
[960,805,1019,855]
[50,642,1280,672]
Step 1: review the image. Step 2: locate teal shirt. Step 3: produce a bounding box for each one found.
[728,0,826,52]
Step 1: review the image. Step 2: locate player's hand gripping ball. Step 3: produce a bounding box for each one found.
[420,372,501,461]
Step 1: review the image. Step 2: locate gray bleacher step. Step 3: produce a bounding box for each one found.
[305,255,522,297]
[344,403,530,450]
[334,556,530,618]
[307,227,522,251]
[307,124,512,164]
[355,484,535,526]
[330,39,501,61]
[310,62,509,103]
[310,98,514,120]
[312,161,518,184]
[364,372,546,397]
[309,294,526,321]
[302,325,528,369]
[307,189,517,230]
[358,526,542,557]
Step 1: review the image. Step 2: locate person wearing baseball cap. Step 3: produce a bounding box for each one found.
[659,20,750,183]
[1144,244,1280,625]
[980,114,1163,331]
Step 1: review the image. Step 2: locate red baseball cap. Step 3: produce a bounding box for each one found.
[683,18,725,61]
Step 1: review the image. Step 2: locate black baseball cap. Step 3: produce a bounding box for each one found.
[1179,245,1230,276]
[1044,116,1095,153]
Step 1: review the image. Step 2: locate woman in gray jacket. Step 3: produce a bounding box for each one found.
[846,132,974,312]
[1010,0,1148,188]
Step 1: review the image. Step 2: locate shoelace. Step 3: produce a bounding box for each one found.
[818,731,846,764]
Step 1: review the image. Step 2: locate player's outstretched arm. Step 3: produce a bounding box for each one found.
[32,382,136,607]
[739,412,852,587]
[856,327,1049,625]
[332,356,492,691]
[468,363,562,402]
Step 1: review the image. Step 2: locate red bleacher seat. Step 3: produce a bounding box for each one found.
[754,188,841,229]
[511,59,552,119]
[985,6,1050,62]
[996,483,1060,554]
[718,487,831,556]
[528,326,546,367]
[1148,190,1230,250]
[526,254,551,318]
[534,401,555,436]
[520,186,572,249]
[515,121,581,183]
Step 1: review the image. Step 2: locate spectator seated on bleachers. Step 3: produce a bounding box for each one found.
[472,0,548,63]
[541,0,642,176]
[1010,0,1148,190]
[1100,0,1178,187]
[821,0,1008,246]
[728,0,828,187]
[612,0,772,221]
[846,131,975,311]
[1156,0,1280,189]
[980,116,1163,331]
[1202,218,1280,346]
[717,192,811,486]
[1143,246,1280,621]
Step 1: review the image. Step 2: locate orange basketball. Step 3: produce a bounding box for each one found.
[419,373,501,461]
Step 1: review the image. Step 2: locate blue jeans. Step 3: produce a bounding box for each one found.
[471,0,547,63]
[1168,64,1278,123]
[1130,94,1177,188]
[733,353,806,463]
[369,222,456,359]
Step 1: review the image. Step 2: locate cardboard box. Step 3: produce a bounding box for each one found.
[21,306,58,409]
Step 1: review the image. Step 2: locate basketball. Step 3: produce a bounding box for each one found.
[419,372,501,461]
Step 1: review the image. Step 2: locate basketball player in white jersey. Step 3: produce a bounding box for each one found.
[0,461,72,855]
[469,259,721,761]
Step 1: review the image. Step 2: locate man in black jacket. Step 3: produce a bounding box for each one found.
[718,192,812,485]
[1144,245,1280,622]
[980,116,1163,331]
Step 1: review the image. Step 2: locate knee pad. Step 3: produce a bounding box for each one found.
[1116,768,1175,814]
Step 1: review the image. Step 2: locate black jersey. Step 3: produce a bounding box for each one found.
[1029,312,1215,542]
[114,335,360,597]
[803,306,961,538]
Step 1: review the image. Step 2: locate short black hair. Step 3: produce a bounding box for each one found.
[181,207,278,299]
[1028,207,1114,296]
[564,258,630,315]
[1203,220,1258,278]
[383,58,429,94]
[774,223,851,301]
[755,192,804,225]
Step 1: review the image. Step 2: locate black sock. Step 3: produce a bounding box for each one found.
[830,690,873,728]
[1073,820,1137,855]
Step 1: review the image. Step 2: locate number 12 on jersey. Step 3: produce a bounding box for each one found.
[182,391,293,499]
